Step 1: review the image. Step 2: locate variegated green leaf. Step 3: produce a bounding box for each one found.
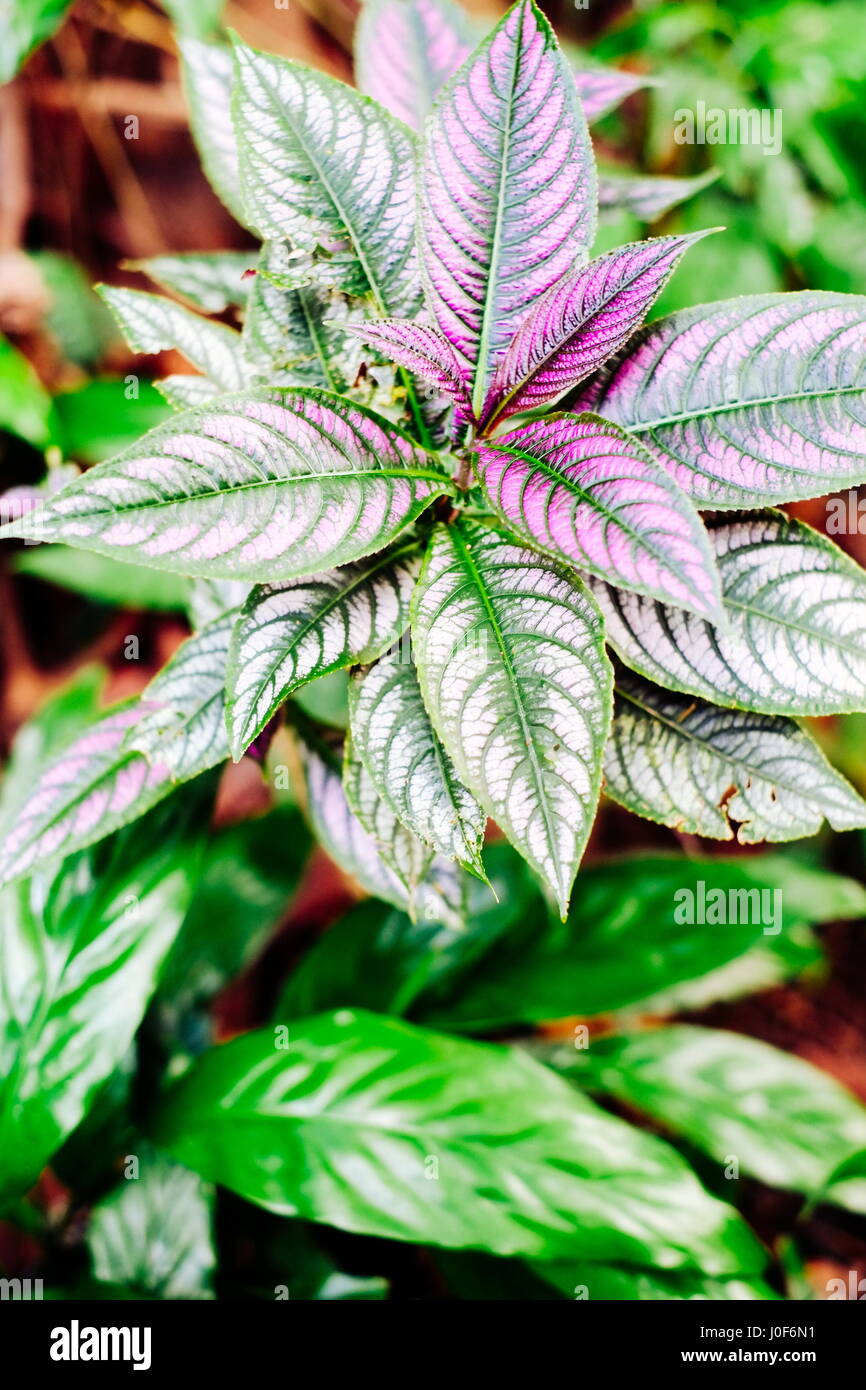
[126,614,234,780]
[343,731,434,896]
[0,391,452,582]
[348,648,486,875]
[589,512,866,716]
[231,37,420,318]
[155,375,221,410]
[179,39,245,222]
[241,241,372,394]
[98,286,246,391]
[411,520,613,915]
[132,251,253,313]
[606,673,866,842]
[296,723,465,929]
[226,544,421,759]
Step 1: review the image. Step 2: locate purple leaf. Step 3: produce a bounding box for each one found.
[597,168,720,223]
[476,413,723,618]
[345,319,474,428]
[573,67,652,122]
[481,233,710,428]
[420,0,596,415]
[580,291,866,507]
[355,0,472,132]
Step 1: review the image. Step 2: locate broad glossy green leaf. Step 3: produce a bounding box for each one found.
[0,390,451,582]
[531,1258,777,1301]
[87,1145,215,1299]
[231,37,420,317]
[1,0,73,81]
[418,855,866,1030]
[159,804,309,1007]
[606,673,866,841]
[99,286,246,391]
[14,546,189,611]
[590,512,866,716]
[53,378,170,462]
[153,1009,763,1271]
[227,543,420,759]
[579,1026,866,1208]
[0,334,55,445]
[0,785,211,1206]
[349,649,486,874]
[411,520,612,915]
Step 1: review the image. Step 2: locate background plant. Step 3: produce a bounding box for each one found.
[2,0,866,1302]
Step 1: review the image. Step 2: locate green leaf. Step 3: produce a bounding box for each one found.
[156,374,221,410]
[98,286,246,391]
[1,0,73,81]
[161,0,224,40]
[411,519,612,915]
[153,1009,763,1271]
[0,334,55,446]
[87,1144,215,1299]
[13,546,189,611]
[606,672,866,841]
[417,854,866,1030]
[578,1026,866,1208]
[348,649,486,874]
[231,38,420,318]
[590,512,866,717]
[179,39,246,221]
[227,543,421,759]
[132,251,254,313]
[159,804,310,1008]
[0,390,452,582]
[531,1259,777,1301]
[0,784,211,1206]
[53,378,171,462]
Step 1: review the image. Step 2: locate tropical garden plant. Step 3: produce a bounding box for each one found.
[4,0,866,1301]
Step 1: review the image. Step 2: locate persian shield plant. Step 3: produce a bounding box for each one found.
[5,0,866,1298]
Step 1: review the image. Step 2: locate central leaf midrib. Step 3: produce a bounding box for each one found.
[470,29,522,418]
[624,383,866,433]
[450,526,563,889]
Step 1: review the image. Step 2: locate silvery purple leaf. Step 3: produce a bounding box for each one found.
[134,251,254,313]
[355,0,472,132]
[226,544,421,759]
[606,672,866,843]
[420,0,596,415]
[411,519,612,916]
[572,67,652,122]
[582,292,866,507]
[597,168,719,223]
[476,413,722,619]
[179,40,246,222]
[231,37,420,317]
[590,512,866,716]
[481,233,710,427]
[0,706,173,888]
[345,319,473,427]
[0,391,452,581]
[99,286,247,393]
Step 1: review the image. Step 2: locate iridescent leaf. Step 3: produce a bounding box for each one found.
[606,673,866,841]
[476,414,721,619]
[348,648,486,873]
[98,286,246,391]
[597,168,719,223]
[355,0,472,132]
[0,390,452,581]
[345,319,473,426]
[590,512,866,716]
[584,291,866,506]
[231,37,420,317]
[226,544,421,758]
[411,520,612,915]
[481,234,709,427]
[420,0,596,413]
[572,66,652,122]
